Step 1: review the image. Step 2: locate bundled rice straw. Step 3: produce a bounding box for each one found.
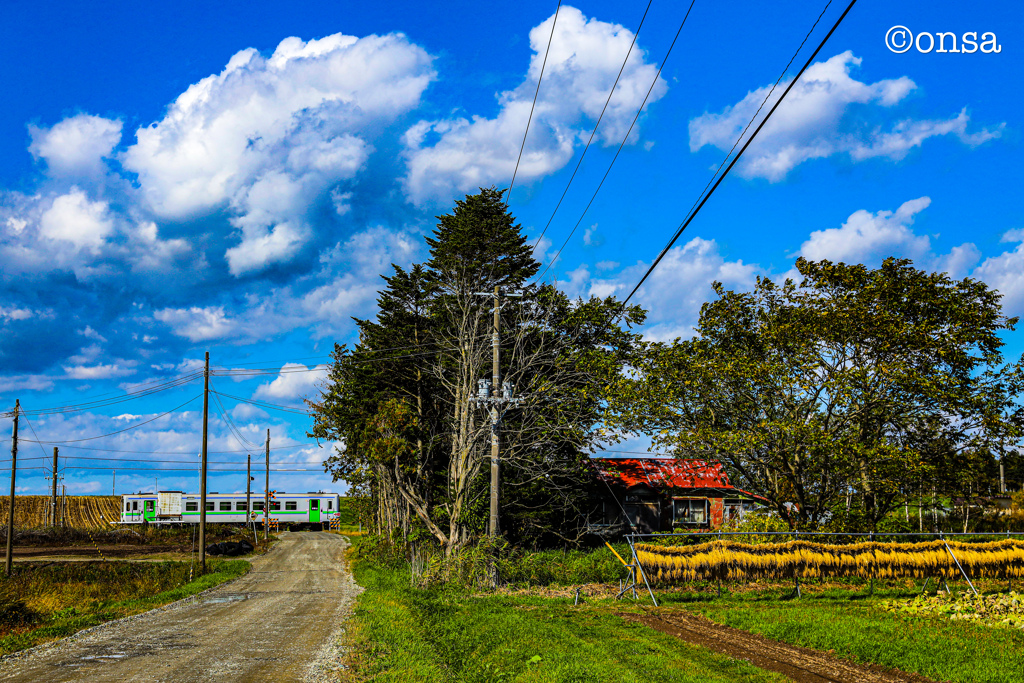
[635,539,1024,584]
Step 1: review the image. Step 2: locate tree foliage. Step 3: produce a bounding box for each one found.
[628,258,1024,531]
[309,188,646,552]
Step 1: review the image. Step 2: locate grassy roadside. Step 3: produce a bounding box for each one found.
[659,585,1024,683]
[346,559,787,682]
[0,559,250,656]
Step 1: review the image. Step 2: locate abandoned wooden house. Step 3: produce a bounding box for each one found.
[588,457,764,536]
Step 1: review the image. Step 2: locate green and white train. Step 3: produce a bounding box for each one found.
[120,490,342,528]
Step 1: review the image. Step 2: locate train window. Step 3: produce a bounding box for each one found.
[237,502,248,512]
[327,500,333,510]
[310,500,319,511]
[285,501,297,511]
[253,502,265,511]
[132,501,138,511]
[219,502,232,511]
[206,502,215,511]
[185,502,198,512]
[145,501,155,511]
[270,502,281,511]
[125,501,131,511]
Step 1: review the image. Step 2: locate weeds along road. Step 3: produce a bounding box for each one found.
[0,531,362,682]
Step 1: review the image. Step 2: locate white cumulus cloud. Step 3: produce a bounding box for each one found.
[122,32,435,275]
[403,5,666,204]
[254,363,328,402]
[153,306,237,342]
[797,196,933,264]
[689,51,1002,181]
[29,114,123,177]
[39,188,115,253]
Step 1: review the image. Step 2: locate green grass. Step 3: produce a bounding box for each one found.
[662,583,1024,683]
[348,560,787,683]
[0,559,249,655]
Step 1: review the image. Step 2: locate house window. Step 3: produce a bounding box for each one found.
[285,501,297,511]
[724,498,743,522]
[219,502,231,511]
[185,502,198,512]
[253,502,265,511]
[673,499,707,525]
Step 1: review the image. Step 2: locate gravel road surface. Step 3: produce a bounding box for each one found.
[0,531,362,682]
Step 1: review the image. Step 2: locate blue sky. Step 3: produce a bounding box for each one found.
[1,0,1020,497]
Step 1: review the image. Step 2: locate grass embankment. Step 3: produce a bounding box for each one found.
[345,547,785,682]
[0,559,249,656]
[668,583,1024,683]
[346,537,1024,682]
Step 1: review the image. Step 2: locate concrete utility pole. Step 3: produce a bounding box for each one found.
[264,430,270,542]
[52,447,59,528]
[6,400,19,577]
[490,285,501,537]
[199,352,210,572]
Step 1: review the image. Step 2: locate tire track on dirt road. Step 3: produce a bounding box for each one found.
[621,610,938,683]
[0,531,362,682]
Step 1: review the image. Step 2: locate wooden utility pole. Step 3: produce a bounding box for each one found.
[264,430,270,542]
[489,286,500,537]
[6,400,19,577]
[199,352,210,572]
[51,447,58,528]
[246,451,251,536]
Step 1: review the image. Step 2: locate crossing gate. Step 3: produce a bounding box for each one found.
[265,518,280,532]
[329,518,341,530]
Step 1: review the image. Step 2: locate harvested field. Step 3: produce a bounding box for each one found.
[0,496,120,529]
[622,610,937,683]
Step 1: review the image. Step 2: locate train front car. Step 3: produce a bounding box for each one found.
[120,491,343,529]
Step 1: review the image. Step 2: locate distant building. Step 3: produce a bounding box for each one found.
[588,457,765,536]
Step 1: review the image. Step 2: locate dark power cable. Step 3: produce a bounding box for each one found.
[624,0,859,304]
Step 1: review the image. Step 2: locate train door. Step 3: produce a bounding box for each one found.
[144,499,156,522]
[309,499,320,523]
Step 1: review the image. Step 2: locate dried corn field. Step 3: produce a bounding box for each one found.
[0,495,120,529]
[637,539,1024,584]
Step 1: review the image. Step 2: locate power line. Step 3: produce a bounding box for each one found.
[211,391,309,416]
[20,395,201,444]
[624,0,858,304]
[13,371,203,417]
[530,0,654,250]
[537,0,698,282]
[18,443,312,455]
[507,0,562,208]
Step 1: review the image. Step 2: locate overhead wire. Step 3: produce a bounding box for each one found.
[507,0,563,207]
[624,0,858,304]
[536,0,698,282]
[20,395,201,444]
[529,0,654,249]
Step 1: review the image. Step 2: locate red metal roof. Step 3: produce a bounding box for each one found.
[593,458,732,490]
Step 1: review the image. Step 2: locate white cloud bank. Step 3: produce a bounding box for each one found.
[403,5,666,204]
[689,51,1003,181]
[122,32,435,275]
[254,363,329,403]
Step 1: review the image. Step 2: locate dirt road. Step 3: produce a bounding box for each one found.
[0,531,362,682]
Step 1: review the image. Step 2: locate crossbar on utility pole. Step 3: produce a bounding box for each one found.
[6,400,19,577]
[199,352,210,573]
